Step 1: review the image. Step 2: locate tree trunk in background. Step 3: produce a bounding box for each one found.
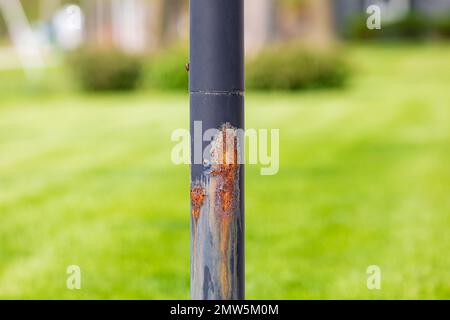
[245,0,277,53]
[157,0,183,45]
[305,0,335,47]
[83,0,117,48]
[111,0,149,53]
[97,0,113,47]
[0,0,45,75]
[145,0,162,50]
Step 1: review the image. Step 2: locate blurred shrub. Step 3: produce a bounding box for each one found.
[144,46,189,90]
[347,12,450,40]
[432,16,450,38]
[385,13,430,39]
[246,44,349,91]
[143,44,349,92]
[68,48,143,91]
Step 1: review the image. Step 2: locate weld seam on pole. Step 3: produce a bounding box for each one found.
[190,90,244,97]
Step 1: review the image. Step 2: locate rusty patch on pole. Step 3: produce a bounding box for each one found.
[210,123,240,216]
[190,123,242,300]
[190,183,206,220]
[210,123,240,299]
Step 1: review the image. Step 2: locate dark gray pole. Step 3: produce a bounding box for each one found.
[189,0,244,300]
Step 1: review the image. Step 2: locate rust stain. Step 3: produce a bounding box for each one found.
[210,123,239,216]
[191,183,206,220]
[219,215,232,298]
[209,123,240,299]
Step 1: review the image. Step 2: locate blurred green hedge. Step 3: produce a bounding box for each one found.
[246,44,350,91]
[68,44,349,92]
[68,48,143,91]
[144,46,189,90]
[142,44,349,91]
[433,16,450,38]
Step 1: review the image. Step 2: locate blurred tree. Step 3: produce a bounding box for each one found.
[273,0,336,47]
[156,0,185,45]
[303,0,335,46]
[0,0,45,73]
[245,0,278,53]
[84,0,112,47]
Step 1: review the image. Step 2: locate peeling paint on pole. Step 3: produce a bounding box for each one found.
[190,0,244,300]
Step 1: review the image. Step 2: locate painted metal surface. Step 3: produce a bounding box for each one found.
[189,0,244,300]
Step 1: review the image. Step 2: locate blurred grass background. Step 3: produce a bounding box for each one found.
[1,43,449,299]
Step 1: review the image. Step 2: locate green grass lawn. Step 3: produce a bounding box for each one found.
[0,44,449,299]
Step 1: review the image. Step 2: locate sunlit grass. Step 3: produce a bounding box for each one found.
[0,44,449,299]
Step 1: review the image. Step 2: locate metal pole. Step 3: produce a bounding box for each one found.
[189,0,244,300]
